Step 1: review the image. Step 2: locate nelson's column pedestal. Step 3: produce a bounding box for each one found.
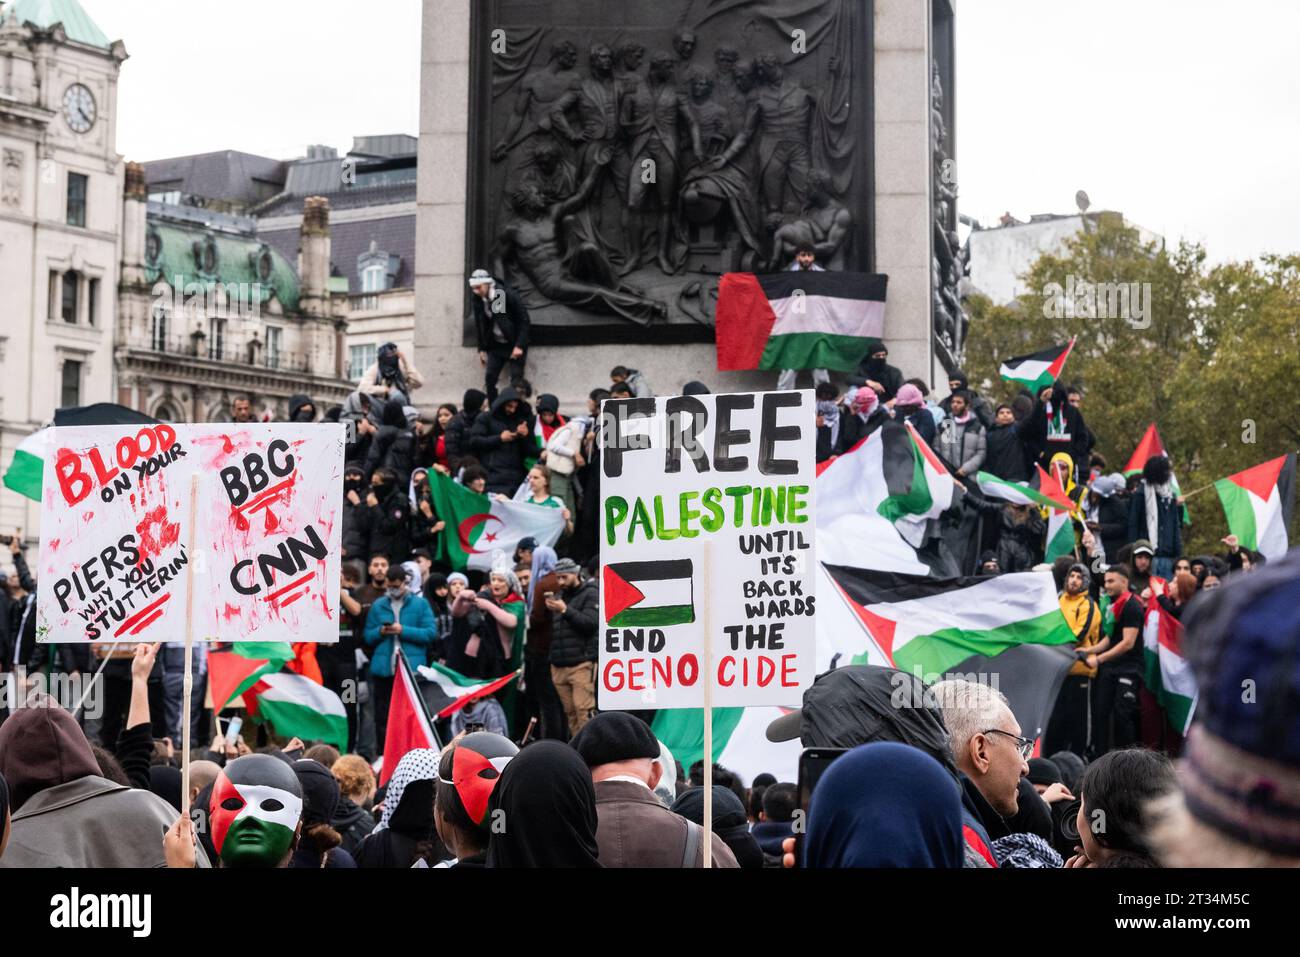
[415,0,958,405]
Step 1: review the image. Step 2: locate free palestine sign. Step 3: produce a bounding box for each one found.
[598,391,817,710]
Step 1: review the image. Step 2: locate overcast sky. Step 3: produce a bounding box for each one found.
[83,0,1295,264]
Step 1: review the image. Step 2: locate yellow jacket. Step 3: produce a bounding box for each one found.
[1059,589,1102,678]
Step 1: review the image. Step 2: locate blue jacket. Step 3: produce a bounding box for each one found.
[363,592,438,677]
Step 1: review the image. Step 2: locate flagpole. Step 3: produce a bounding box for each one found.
[701,540,714,869]
[181,473,200,817]
[72,642,121,718]
[1176,482,1217,501]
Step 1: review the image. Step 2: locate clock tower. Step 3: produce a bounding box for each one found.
[0,0,128,538]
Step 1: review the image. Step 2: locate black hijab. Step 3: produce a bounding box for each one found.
[486,741,601,868]
[149,765,183,812]
[671,786,764,869]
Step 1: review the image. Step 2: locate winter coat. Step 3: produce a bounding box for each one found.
[899,407,937,447]
[342,492,369,560]
[467,389,533,495]
[622,370,653,398]
[838,409,887,453]
[1095,493,1130,562]
[936,415,986,475]
[1017,384,1091,477]
[997,507,1046,573]
[548,578,600,667]
[365,486,412,564]
[443,409,479,470]
[984,423,1029,481]
[332,797,377,857]
[1127,483,1182,559]
[364,401,417,489]
[592,780,739,868]
[472,281,530,354]
[363,591,438,677]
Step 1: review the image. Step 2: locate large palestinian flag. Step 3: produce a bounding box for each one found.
[428,470,565,571]
[1213,452,1296,561]
[1143,600,1197,734]
[975,463,1074,511]
[417,662,521,719]
[246,672,348,750]
[715,271,888,373]
[652,707,802,786]
[823,565,1075,677]
[999,338,1075,393]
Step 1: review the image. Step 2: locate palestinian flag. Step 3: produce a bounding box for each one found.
[1044,509,1077,563]
[417,662,521,719]
[975,463,1074,511]
[603,560,694,627]
[824,564,1075,677]
[1143,601,1197,734]
[1123,424,1189,524]
[207,642,296,712]
[652,707,801,785]
[2,430,44,502]
[246,672,348,750]
[815,421,942,575]
[715,271,888,373]
[999,338,1076,393]
[882,421,954,547]
[428,469,564,572]
[380,651,440,786]
[1214,453,1296,561]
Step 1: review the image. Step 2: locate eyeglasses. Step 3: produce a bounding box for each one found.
[982,728,1034,760]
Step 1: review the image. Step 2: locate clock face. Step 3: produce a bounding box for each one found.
[62,84,96,134]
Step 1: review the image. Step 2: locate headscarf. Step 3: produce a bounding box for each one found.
[816,400,841,447]
[408,467,428,508]
[447,572,469,589]
[149,765,183,812]
[528,544,558,607]
[486,741,601,868]
[375,342,407,395]
[402,560,423,592]
[0,694,100,810]
[851,387,879,420]
[671,786,764,868]
[375,748,439,833]
[804,742,964,868]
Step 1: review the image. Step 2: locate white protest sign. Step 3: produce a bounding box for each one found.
[598,390,817,709]
[38,423,343,643]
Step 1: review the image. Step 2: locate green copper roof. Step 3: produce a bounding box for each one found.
[2,0,111,49]
[145,219,300,313]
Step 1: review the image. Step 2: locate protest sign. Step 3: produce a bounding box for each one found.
[38,423,344,644]
[598,391,817,710]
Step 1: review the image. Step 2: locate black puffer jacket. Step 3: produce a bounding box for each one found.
[364,401,416,489]
[467,389,533,495]
[332,797,377,857]
[984,423,1029,481]
[365,485,412,564]
[444,408,479,471]
[548,578,600,667]
[1017,384,1090,478]
[341,481,369,560]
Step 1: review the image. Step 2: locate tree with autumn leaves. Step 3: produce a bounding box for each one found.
[963,216,1299,555]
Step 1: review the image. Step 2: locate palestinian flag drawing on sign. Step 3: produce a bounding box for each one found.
[999,338,1076,393]
[603,560,695,627]
[715,271,888,373]
[1214,452,1296,561]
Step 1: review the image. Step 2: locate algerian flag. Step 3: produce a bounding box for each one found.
[247,672,348,750]
[1143,602,1197,734]
[2,431,45,502]
[976,463,1074,511]
[823,565,1075,676]
[602,559,694,627]
[652,707,802,785]
[417,661,521,718]
[428,469,564,571]
[715,271,888,373]
[999,338,1076,393]
[1213,453,1296,561]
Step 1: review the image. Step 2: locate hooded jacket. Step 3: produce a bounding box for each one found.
[364,400,417,489]
[939,371,995,428]
[1017,384,1090,477]
[0,703,208,868]
[467,389,534,495]
[471,280,530,355]
[287,393,316,423]
[1059,563,1102,678]
[444,392,485,469]
[849,338,904,399]
[331,795,377,857]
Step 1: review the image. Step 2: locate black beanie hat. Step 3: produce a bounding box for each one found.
[293,759,340,825]
[463,388,487,413]
[570,712,660,767]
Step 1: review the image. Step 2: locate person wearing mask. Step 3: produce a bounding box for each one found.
[814,382,844,463]
[571,712,738,867]
[1090,565,1146,754]
[1018,382,1091,479]
[802,742,965,868]
[839,386,887,451]
[363,468,411,567]
[433,732,518,867]
[486,741,601,867]
[341,464,370,560]
[892,383,935,445]
[468,388,534,496]
[354,748,446,867]
[930,678,1031,844]
[444,390,486,472]
[357,342,424,403]
[939,370,995,428]
[547,558,600,736]
[287,394,317,423]
[364,567,438,752]
[1044,563,1102,757]
[1127,455,1183,579]
[850,338,903,401]
[984,404,1030,482]
[364,399,417,491]
[469,269,530,402]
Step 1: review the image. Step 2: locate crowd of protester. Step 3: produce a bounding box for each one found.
[0,262,1293,870]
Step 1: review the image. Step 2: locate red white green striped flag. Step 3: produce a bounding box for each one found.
[999,338,1075,392]
[715,272,888,373]
[207,642,295,712]
[1213,453,1296,561]
[1142,600,1197,734]
[1123,423,1166,476]
[1,430,44,502]
[883,421,954,547]
[976,463,1074,511]
[652,706,801,785]
[246,672,348,750]
[417,662,521,719]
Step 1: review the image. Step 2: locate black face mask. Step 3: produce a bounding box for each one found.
[345,477,363,491]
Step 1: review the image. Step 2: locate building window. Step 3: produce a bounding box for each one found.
[151,306,168,351]
[88,278,99,326]
[348,343,377,381]
[208,318,226,360]
[48,271,59,320]
[266,327,282,369]
[66,172,87,227]
[62,272,80,323]
[359,262,387,310]
[60,360,81,408]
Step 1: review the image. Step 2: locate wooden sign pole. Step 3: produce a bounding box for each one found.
[180,473,200,816]
[701,540,714,869]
